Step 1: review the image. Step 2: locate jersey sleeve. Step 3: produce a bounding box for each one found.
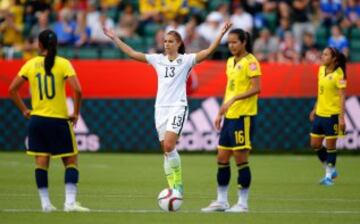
[145,54,159,65]
[335,69,346,89]
[17,60,31,79]
[187,53,196,66]
[246,59,261,78]
[63,59,76,78]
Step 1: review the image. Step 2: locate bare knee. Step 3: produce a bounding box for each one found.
[217,150,232,163]
[163,141,175,153]
[62,155,78,167]
[310,137,323,150]
[234,150,249,164]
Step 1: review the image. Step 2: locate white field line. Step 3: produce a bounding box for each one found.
[1,208,360,215]
[0,193,359,203]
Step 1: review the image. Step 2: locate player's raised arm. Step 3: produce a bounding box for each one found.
[103,26,147,63]
[195,22,232,64]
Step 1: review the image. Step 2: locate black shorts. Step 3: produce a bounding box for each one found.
[310,114,342,139]
[218,116,256,150]
[27,115,78,158]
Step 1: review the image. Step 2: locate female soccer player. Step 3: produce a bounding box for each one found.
[309,47,347,186]
[8,29,89,212]
[103,23,232,194]
[201,29,261,213]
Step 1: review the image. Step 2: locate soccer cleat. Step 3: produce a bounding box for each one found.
[331,170,338,180]
[319,177,334,186]
[201,200,230,212]
[64,202,90,212]
[42,204,57,212]
[225,203,249,213]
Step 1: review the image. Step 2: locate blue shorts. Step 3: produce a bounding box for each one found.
[27,115,78,158]
[218,116,256,150]
[310,114,341,139]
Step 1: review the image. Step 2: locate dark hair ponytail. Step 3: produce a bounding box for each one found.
[327,47,347,79]
[336,52,346,79]
[39,29,57,77]
[167,30,185,54]
[229,29,253,53]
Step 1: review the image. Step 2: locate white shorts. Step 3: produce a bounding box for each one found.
[155,106,188,141]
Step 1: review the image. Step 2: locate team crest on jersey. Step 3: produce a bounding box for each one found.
[249,62,257,71]
[176,58,182,64]
[237,65,242,70]
[328,75,333,80]
[339,79,346,86]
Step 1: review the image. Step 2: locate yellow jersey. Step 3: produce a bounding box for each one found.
[316,66,346,117]
[18,56,76,119]
[224,54,261,118]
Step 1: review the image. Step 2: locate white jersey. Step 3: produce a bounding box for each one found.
[145,53,196,107]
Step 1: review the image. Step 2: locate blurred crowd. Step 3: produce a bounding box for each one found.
[0,0,360,62]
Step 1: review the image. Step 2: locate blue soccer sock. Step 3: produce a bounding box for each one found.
[237,162,251,207]
[315,146,327,164]
[35,168,51,208]
[65,165,79,205]
[216,162,230,202]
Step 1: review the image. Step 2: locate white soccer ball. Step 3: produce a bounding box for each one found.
[157,188,183,212]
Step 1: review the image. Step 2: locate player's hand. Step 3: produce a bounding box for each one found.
[214,114,223,130]
[219,99,233,115]
[309,109,315,122]
[221,22,232,35]
[102,26,116,40]
[339,115,346,134]
[69,114,79,126]
[22,109,31,119]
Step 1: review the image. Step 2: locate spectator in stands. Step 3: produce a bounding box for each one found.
[86,1,100,27]
[148,29,165,53]
[188,0,206,15]
[139,0,162,22]
[22,36,37,60]
[52,8,76,46]
[277,31,301,63]
[89,11,114,45]
[253,28,278,62]
[291,0,314,48]
[216,3,230,21]
[328,25,349,57]
[115,4,139,39]
[320,0,343,27]
[301,32,321,63]
[161,0,189,21]
[344,0,360,27]
[183,15,207,53]
[0,11,22,48]
[230,4,253,33]
[278,0,292,18]
[165,16,186,39]
[73,11,91,47]
[30,11,50,39]
[276,16,292,41]
[198,11,226,45]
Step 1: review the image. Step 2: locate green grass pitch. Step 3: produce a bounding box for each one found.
[0,152,360,224]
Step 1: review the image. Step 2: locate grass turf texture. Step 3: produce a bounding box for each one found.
[0,152,360,224]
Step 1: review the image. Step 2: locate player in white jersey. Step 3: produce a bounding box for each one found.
[103,23,232,194]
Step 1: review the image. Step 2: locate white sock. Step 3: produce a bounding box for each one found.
[167,149,181,169]
[163,155,172,176]
[38,188,51,208]
[216,186,228,203]
[325,165,335,179]
[65,183,77,205]
[238,188,249,208]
